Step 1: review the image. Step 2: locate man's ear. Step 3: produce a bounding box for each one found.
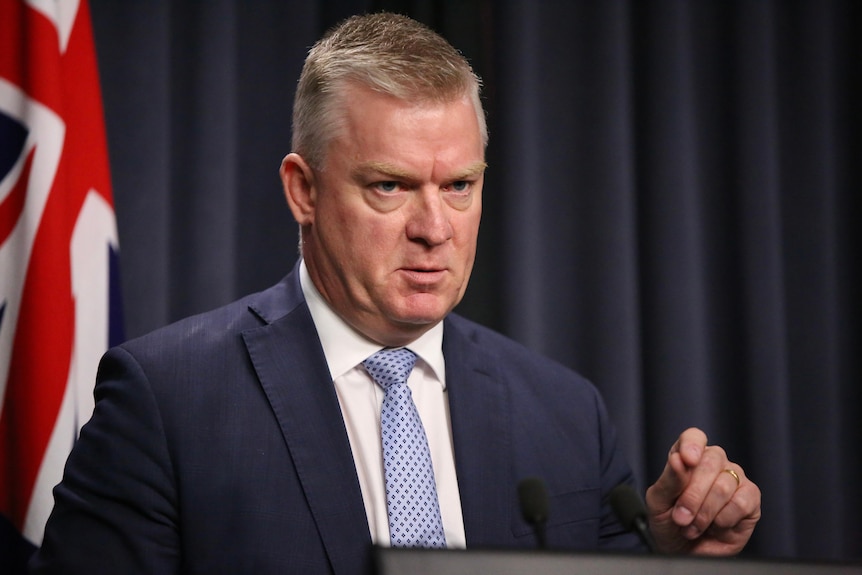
[281,152,316,226]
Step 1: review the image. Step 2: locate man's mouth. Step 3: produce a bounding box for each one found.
[400,268,446,285]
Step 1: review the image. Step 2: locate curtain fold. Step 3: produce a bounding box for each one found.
[90,0,861,560]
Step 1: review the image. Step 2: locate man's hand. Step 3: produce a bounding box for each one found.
[645,428,761,555]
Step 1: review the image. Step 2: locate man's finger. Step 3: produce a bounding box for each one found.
[680,461,741,538]
[711,478,762,531]
[650,428,708,505]
[646,450,690,515]
[671,445,730,527]
[672,427,708,467]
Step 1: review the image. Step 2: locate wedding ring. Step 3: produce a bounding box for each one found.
[723,468,741,487]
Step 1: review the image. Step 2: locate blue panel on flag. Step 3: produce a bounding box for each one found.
[0,111,28,181]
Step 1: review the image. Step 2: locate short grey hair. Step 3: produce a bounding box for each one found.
[291,12,487,169]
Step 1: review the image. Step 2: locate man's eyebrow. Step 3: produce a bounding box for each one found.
[353,161,488,181]
[353,161,415,180]
[451,161,489,179]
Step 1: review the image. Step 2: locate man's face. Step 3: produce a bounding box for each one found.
[284,85,485,346]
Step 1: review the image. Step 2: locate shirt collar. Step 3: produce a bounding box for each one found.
[299,259,446,386]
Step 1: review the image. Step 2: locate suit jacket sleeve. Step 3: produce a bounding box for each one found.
[31,346,182,573]
[31,275,371,575]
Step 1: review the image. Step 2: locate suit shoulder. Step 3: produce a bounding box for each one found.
[119,278,301,357]
[445,313,596,390]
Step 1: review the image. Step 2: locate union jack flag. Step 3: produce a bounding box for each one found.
[0,0,122,569]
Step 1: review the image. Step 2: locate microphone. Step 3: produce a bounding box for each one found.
[608,483,657,552]
[517,477,549,549]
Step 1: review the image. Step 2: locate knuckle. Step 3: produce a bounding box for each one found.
[677,489,706,515]
[700,446,728,470]
[694,507,714,530]
[715,475,738,498]
[735,483,762,515]
[705,444,728,460]
[711,507,739,529]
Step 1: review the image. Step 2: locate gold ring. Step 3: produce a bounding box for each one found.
[723,468,740,487]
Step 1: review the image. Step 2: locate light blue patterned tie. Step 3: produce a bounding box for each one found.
[364,348,447,548]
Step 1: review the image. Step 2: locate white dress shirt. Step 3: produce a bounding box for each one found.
[299,261,466,548]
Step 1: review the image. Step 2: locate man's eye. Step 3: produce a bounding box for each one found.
[374,181,400,193]
[449,181,471,193]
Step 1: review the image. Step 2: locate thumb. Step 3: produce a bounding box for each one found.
[646,450,690,514]
[647,429,706,518]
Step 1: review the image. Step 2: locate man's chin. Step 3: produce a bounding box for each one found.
[392,295,456,326]
[391,312,444,329]
[367,313,441,348]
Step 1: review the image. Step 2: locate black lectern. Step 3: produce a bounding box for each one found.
[374,547,862,575]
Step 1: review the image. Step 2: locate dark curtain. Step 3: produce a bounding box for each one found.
[89,0,861,561]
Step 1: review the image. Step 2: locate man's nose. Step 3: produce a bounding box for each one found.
[405,188,453,246]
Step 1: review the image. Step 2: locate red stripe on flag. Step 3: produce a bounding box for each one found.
[0,0,118,539]
[61,1,114,205]
[0,200,76,527]
[0,0,67,115]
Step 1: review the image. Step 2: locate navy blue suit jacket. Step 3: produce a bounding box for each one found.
[32,266,641,574]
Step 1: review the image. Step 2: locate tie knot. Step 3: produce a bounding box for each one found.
[363,348,417,390]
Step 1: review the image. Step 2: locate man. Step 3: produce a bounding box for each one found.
[31,12,760,574]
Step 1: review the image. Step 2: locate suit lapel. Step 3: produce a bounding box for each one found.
[242,273,371,574]
[240,272,515,560]
[443,318,513,547]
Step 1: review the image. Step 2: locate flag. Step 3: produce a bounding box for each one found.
[0,0,123,568]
